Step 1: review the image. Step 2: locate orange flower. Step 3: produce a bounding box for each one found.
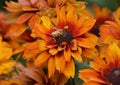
[99,7,120,40]
[5,0,48,24]
[0,36,15,75]
[79,43,120,85]
[5,0,86,24]
[26,6,98,78]
[99,21,120,49]
[14,63,68,85]
[90,4,113,35]
[4,0,87,39]
[0,79,22,85]
[92,4,112,24]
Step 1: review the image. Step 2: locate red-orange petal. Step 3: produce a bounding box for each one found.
[73,18,96,37]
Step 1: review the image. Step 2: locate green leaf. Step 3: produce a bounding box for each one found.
[74,60,90,84]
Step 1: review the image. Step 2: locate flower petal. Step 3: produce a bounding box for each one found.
[79,68,106,84]
[77,33,98,48]
[63,59,75,78]
[90,57,107,72]
[64,47,71,62]
[15,13,34,24]
[48,57,55,78]
[56,5,66,28]
[55,53,66,72]
[5,23,27,38]
[73,17,96,37]
[34,51,50,67]
[105,43,120,64]
[71,47,83,62]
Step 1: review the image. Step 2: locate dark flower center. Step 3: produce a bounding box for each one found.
[52,29,73,44]
[107,68,120,85]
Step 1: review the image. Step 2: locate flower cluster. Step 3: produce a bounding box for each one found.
[0,0,120,85]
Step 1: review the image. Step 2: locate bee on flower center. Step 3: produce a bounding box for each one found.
[51,29,73,45]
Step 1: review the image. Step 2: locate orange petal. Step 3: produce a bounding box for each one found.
[70,39,77,51]
[4,7,22,12]
[5,23,27,38]
[66,6,77,32]
[72,16,86,35]
[64,47,71,62]
[74,18,96,37]
[72,47,83,62]
[56,5,66,28]
[29,15,49,40]
[105,43,120,64]
[79,68,106,84]
[90,57,106,72]
[105,21,120,39]
[13,46,25,54]
[48,57,55,78]
[82,48,98,59]
[21,5,38,11]
[55,54,66,72]
[84,81,103,85]
[29,14,41,28]
[77,33,98,48]
[0,60,15,75]
[34,51,50,67]
[63,59,75,78]
[16,13,34,24]
[5,1,22,12]
[99,24,113,40]
[41,16,52,29]
[49,47,58,55]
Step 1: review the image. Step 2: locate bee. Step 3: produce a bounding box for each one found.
[51,29,64,37]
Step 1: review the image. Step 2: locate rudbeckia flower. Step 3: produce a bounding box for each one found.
[27,6,98,78]
[92,4,112,24]
[99,7,120,42]
[4,0,87,39]
[90,4,113,36]
[79,43,120,85]
[14,63,68,85]
[5,0,86,24]
[0,79,22,85]
[0,36,15,75]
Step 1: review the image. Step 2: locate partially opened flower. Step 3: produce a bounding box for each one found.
[14,63,68,85]
[26,5,98,78]
[79,43,120,85]
[0,35,15,75]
